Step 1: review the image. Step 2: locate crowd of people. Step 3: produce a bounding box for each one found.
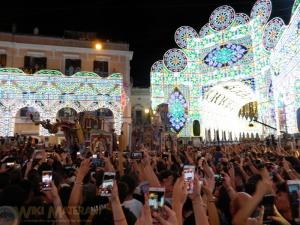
[0,134,300,225]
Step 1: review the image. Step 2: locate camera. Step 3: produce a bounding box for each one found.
[130,152,144,160]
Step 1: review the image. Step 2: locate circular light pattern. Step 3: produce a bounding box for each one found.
[263,17,285,51]
[151,60,164,73]
[163,49,188,73]
[250,0,272,25]
[167,88,188,133]
[174,26,199,49]
[209,5,236,32]
[199,23,212,37]
[204,43,248,68]
[235,13,250,25]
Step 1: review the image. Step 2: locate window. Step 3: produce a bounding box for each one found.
[135,110,142,124]
[24,56,47,74]
[297,108,300,132]
[65,59,81,76]
[94,61,109,77]
[0,54,6,67]
[193,120,200,136]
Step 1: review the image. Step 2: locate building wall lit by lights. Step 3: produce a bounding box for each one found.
[151,0,299,140]
[0,32,133,147]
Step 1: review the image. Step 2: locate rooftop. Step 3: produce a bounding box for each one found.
[0,32,130,51]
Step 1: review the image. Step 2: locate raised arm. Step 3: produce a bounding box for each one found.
[111,181,128,225]
[189,176,210,225]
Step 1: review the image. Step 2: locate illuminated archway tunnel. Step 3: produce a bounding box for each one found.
[201,81,260,140]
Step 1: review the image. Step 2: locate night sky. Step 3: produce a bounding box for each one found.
[0,0,294,87]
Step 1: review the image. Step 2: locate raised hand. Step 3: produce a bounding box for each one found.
[77,158,91,180]
[173,175,188,204]
[189,176,201,201]
[156,206,178,225]
[135,195,153,225]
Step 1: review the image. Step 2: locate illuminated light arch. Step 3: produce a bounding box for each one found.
[0,68,124,136]
[151,0,300,138]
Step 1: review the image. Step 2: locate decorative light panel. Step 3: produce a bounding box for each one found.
[209,5,236,31]
[167,88,188,133]
[0,69,124,136]
[204,43,248,68]
[149,0,298,138]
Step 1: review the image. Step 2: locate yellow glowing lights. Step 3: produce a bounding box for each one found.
[95,43,102,50]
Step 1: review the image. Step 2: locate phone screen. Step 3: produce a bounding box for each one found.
[261,195,275,224]
[130,152,144,160]
[183,165,195,193]
[148,187,165,218]
[99,172,115,196]
[6,162,15,168]
[42,171,52,191]
[287,180,300,220]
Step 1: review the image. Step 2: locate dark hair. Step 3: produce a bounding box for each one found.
[119,175,137,195]
[158,170,174,182]
[245,174,262,195]
[118,181,129,203]
[0,173,11,189]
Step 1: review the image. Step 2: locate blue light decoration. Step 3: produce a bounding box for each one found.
[167,88,188,133]
[204,43,248,68]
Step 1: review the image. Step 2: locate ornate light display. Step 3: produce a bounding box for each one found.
[204,44,248,68]
[250,0,272,25]
[209,5,235,31]
[235,13,250,26]
[175,26,199,49]
[150,0,298,139]
[167,88,188,133]
[263,17,285,51]
[163,49,188,73]
[0,69,124,136]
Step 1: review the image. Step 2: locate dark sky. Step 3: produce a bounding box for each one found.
[0,0,294,87]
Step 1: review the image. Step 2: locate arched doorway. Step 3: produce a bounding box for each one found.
[79,108,115,152]
[202,81,258,140]
[193,120,201,137]
[57,107,78,121]
[15,107,40,136]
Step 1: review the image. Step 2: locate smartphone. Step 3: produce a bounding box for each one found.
[183,165,195,193]
[99,172,116,196]
[162,152,169,160]
[287,180,300,220]
[130,152,144,160]
[42,171,53,191]
[148,187,165,218]
[214,174,224,185]
[261,194,275,224]
[92,158,105,168]
[6,162,15,168]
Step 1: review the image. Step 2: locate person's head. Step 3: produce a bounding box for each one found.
[275,182,291,213]
[0,206,19,225]
[0,185,27,208]
[117,181,129,203]
[158,170,175,198]
[119,174,137,196]
[0,173,11,190]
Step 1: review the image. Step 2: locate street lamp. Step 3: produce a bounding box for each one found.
[144,108,150,114]
[95,43,102,50]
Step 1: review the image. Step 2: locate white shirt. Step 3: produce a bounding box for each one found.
[122,199,143,218]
